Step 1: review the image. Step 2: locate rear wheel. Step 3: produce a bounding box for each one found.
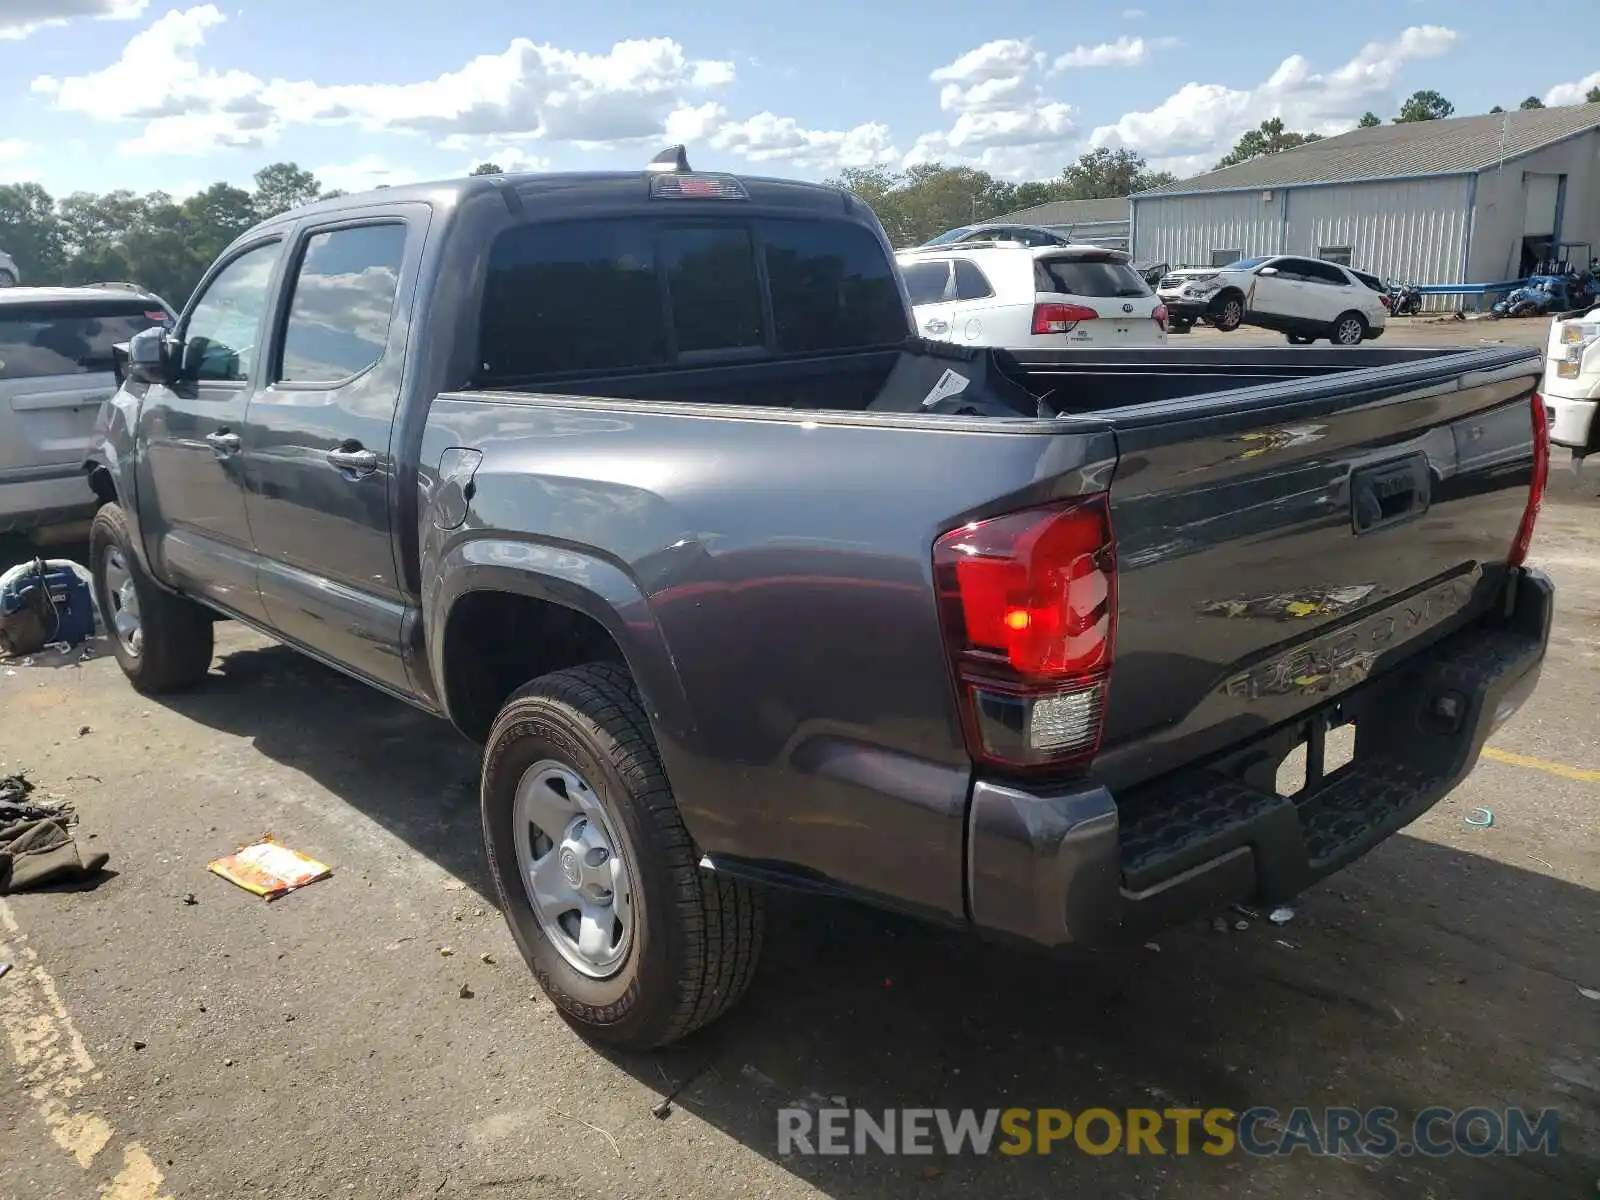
[89,503,214,693]
[482,662,763,1048]
[1330,312,1367,345]
[1210,294,1244,332]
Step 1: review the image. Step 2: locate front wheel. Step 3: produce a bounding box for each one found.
[89,503,214,693]
[481,662,763,1048]
[1330,312,1367,345]
[1210,295,1244,332]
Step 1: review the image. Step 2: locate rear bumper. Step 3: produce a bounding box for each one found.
[967,567,1554,948]
[0,467,99,535]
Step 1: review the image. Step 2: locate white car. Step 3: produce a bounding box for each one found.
[1543,302,1600,458]
[0,251,18,287]
[896,243,1168,350]
[1156,255,1388,345]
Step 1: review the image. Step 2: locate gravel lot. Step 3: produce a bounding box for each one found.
[2,317,1596,1199]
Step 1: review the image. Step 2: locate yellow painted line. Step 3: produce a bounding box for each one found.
[0,898,175,1199]
[1481,747,1600,783]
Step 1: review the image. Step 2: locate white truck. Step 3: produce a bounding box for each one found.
[1544,302,1600,463]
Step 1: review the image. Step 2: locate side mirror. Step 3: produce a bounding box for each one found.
[126,326,174,386]
[1257,266,1279,276]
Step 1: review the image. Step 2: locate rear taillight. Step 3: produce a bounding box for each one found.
[1032,302,1099,335]
[1509,390,1549,568]
[933,498,1116,773]
[1152,304,1168,331]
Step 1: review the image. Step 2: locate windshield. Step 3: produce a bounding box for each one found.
[1233,257,1272,271]
[923,227,977,246]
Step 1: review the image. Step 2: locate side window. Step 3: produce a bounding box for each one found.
[183,241,281,383]
[760,219,907,352]
[1298,260,1349,286]
[902,261,954,305]
[952,259,994,301]
[661,226,764,355]
[480,221,666,379]
[277,224,407,384]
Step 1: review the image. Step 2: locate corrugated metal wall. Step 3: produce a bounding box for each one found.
[1284,176,1471,288]
[1131,192,1286,267]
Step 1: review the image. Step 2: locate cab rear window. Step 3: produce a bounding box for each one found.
[0,301,170,381]
[477,217,908,382]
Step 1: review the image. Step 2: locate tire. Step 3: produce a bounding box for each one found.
[89,503,214,693]
[1169,318,1193,335]
[1210,293,1244,332]
[1286,334,1315,345]
[0,270,15,288]
[1330,312,1367,346]
[482,662,763,1048]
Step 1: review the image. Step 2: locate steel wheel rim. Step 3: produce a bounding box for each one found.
[513,759,633,979]
[1337,318,1362,344]
[103,548,142,657]
[1221,300,1241,326]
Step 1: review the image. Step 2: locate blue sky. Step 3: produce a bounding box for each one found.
[2,0,1596,200]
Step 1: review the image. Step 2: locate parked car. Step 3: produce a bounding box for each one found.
[1,285,175,537]
[920,223,1073,249]
[0,251,18,287]
[896,243,1168,349]
[1543,299,1600,459]
[1157,255,1389,344]
[86,151,1552,1051]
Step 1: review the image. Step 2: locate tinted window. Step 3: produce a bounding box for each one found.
[760,219,907,352]
[952,259,994,300]
[901,261,952,305]
[278,224,406,384]
[662,226,764,355]
[184,241,281,382]
[481,221,666,379]
[0,301,170,381]
[1350,269,1384,292]
[1297,260,1350,286]
[1036,258,1150,298]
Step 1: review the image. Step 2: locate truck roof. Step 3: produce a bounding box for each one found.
[0,284,168,307]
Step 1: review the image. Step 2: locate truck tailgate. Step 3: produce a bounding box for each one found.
[1081,349,1543,791]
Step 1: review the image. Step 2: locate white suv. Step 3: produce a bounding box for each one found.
[1157,255,1388,345]
[896,242,1168,350]
[0,251,18,288]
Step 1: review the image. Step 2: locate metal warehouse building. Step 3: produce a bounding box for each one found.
[1130,103,1600,291]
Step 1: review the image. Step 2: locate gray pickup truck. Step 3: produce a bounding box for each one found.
[85,149,1554,1049]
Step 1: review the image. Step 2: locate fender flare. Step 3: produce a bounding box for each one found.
[426,536,697,756]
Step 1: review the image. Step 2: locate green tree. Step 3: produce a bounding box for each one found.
[1587,85,1600,104]
[1214,118,1323,170]
[251,162,325,219]
[1490,105,1506,114]
[1520,96,1545,110]
[1059,147,1175,198]
[0,183,65,281]
[469,162,504,175]
[1394,90,1454,122]
[1357,111,1382,128]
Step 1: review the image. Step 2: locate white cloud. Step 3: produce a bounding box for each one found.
[1089,25,1459,171]
[1122,7,1145,17]
[908,39,1077,175]
[0,0,146,40]
[0,139,41,182]
[311,156,426,194]
[1054,36,1175,70]
[455,147,554,174]
[662,106,896,171]
[1545,71,1600,107]
[33,6,738,155]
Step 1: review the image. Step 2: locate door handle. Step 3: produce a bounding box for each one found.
[204,431,241,454]
[923,318,949,334]
[327,446,379,477]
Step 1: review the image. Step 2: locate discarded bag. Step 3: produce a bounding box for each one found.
[0,775,109,894]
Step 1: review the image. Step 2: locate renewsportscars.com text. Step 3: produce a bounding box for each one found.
[777,1106,1560,1159]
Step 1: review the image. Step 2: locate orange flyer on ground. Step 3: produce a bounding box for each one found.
[207,837,332,900]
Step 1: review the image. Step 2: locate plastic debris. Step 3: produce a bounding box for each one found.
[1211,916,1230,933]
[133,1040,147,1050]
[1579,987,1600,1002]
[181,892,197,906]
[479,952,495,965]
[1268,905,1295,925]
[0,962,10,981]
[1273,939,1296,951]
[458,983,474,999]
[1234,919,1250,931]
[1465,807,1494,828]
[207,836,331,900]
[1143,941,1161,952]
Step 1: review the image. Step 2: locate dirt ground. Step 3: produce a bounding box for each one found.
[1,317,1596,1199]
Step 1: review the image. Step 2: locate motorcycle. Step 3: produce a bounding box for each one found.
[1384,279,1422,316]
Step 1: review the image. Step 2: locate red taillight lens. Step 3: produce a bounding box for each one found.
[1032,302,1100,335]
[934,499,1116,772]
[1509,390,1550,568]
[1153,303,1168,330]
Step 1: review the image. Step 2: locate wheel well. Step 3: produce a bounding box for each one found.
[442,591,628,743]
[87,466,117,506]
[1210,287,1244,309]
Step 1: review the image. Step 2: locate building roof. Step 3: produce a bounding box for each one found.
[1136,102,1600,197]
[995,195,1129,226]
